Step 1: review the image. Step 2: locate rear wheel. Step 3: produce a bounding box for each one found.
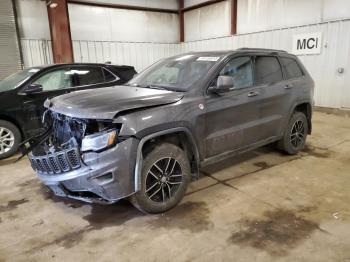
[278,112,308,155]
[130,143,191,213]
[0,120,21,160]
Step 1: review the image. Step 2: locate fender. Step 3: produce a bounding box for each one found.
[134,127,200,191]
[284,100,313,134]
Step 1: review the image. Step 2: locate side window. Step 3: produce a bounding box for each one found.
[219,56,253,88]
[72,67,105,86]
[33,69,73,91]
[103,68,117,82]
[254,56,283,85]
[280,57,303,79]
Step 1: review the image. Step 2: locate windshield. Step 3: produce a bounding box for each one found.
[128,54,221,91]
[0,68,40,92]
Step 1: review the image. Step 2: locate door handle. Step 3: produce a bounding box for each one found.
[248,91,259,97]
[284,84,293,89]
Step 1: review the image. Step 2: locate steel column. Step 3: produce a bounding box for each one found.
[47,0,74,63]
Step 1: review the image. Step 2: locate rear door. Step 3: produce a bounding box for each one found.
[68,65,116,91]
[204,56,263,157]
[253,55,291,140]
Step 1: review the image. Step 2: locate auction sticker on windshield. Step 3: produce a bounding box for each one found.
[197,57,220,61]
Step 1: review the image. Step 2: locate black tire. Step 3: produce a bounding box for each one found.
[278,112,308,155]
[130,143,191,214]
[0,120,21,160]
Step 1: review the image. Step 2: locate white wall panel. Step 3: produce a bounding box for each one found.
[72,40,180,72]
[15,0,51,39]
[237,0,350,34]
[184,1,231,41]
[323,0,350,21]
[68,4,179,43]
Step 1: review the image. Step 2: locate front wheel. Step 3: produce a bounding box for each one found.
[130,143,191,214]
[0,120,21,160]
[278,112,308,155]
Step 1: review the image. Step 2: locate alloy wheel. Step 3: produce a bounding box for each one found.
[145,157,183,203]
[0,127,15,155]
[290,120,305,148]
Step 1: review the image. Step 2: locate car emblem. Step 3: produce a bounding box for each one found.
[198,103,204,110]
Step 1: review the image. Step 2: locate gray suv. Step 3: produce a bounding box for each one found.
[27,48,314,213]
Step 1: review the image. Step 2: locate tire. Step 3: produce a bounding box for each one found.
[130,143,191,214]
[0,120,21,160]
[278,112,308,155]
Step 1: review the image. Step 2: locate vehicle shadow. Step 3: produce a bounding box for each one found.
[36,145,289,228]
[0,154,20,167]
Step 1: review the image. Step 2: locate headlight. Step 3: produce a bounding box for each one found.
[81,129,117,152]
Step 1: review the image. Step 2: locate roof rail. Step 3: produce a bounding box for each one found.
[237,47,287,53]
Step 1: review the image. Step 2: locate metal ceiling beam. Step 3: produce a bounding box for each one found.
[181,0,226,12]
[68,0,178,14]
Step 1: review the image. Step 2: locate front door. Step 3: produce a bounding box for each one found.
[21,67,76,135]
[204,56,262,158]
[21,65,109,136]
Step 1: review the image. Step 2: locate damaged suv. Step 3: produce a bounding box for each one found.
[27,49,314,213]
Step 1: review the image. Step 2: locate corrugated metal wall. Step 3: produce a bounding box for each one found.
[0,0,22,79]
[20,19,350,109]
[72,40,180,72]
[21,39,53,67]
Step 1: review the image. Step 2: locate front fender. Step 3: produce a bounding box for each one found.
[133,127,200,192]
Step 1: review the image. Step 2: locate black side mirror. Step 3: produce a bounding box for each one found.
[209,75,234,93]
[20,84,43,95]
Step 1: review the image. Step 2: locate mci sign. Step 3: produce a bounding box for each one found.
[292,33,322,55]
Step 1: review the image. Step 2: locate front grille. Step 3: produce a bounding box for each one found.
[29,148,81,175]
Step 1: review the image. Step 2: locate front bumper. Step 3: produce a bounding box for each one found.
[29,137,138,203]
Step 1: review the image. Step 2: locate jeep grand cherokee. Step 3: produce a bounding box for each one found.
[26,48,314,213]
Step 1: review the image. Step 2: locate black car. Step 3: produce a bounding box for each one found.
[27,49,313,213]
[0,63,136,159]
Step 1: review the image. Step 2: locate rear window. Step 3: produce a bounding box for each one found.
[280,57,303,79]
[254,56,283,84]
[72,66,105,86]
[103,68,117,82]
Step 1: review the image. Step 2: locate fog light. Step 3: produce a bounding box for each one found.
[92,172,114,185]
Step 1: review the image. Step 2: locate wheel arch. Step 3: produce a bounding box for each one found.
[0,115,23,139]
[292,102,312,134]
[134,127,200,192]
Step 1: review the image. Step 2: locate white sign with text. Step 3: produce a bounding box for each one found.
[292,32,322,55]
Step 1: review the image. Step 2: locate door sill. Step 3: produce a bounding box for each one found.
[200,136,280,167]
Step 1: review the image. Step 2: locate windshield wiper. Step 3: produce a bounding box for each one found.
[127,83,183,92]
[132,84,167,90]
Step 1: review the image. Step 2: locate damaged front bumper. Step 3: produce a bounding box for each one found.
[29,137,138,203]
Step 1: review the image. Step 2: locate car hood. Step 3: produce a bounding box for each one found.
[45,85,184,119]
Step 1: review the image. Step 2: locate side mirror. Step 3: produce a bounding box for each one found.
[209,75,234,93]
[20,84,43,95]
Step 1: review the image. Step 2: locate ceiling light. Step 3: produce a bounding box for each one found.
[49,2,58,8]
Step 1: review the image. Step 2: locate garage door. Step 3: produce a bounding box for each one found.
[0,0,22,80]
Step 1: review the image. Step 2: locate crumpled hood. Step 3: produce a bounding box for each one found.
[45,85,184,119]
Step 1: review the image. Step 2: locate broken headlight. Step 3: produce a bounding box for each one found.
[81,129,117,152]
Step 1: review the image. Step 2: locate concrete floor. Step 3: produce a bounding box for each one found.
[0,111,350,262]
